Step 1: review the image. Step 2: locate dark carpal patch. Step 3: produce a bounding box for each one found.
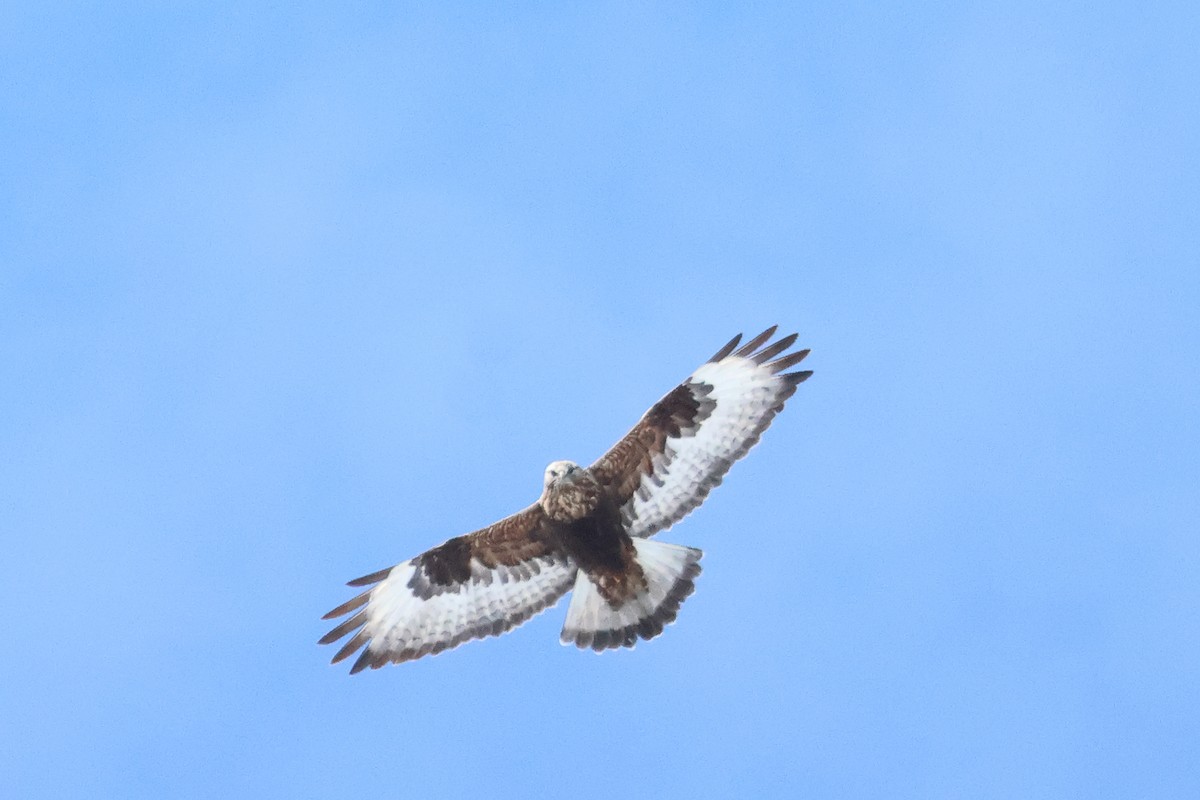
[589,381,717,510]
[648,382,716,438]
[417,536,474,585]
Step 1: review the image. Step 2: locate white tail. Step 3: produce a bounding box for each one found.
[560,539,703,651]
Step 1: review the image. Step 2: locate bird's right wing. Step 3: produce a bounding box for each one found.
[319,505,577,673]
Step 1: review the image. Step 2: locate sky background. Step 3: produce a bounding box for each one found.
[2,3,1198,798]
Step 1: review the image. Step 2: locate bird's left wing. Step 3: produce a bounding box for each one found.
[590,326,811,539]
[319,505,576,673]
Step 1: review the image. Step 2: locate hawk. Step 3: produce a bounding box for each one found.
[320,326,812,673]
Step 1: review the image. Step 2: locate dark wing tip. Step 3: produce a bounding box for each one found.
[784,369,813,384]
[349,645,381,675]
[733,326,778,358]
[347,566,393,587]
[750,332,798,364]
[768,348,811,373]
[321,590,371,620]
[709,333,743,362]
[331,629,371,665]
[320,611,368,646]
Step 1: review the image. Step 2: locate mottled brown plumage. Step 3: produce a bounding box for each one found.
[411,506,555,595]
[590,382,717,513]
[320,326,812,672]
[540,465,603,522]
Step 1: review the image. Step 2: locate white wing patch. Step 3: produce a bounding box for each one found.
[321,555,577,673]
[624,348,806,539]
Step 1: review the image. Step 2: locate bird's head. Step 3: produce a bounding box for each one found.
[543,460,582,490]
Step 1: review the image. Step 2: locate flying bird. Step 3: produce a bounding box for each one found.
[320,326,812,673]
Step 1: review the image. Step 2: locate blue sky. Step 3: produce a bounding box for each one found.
[2,3,1198,798]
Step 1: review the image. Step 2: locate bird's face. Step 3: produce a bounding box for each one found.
[543,460,581,489]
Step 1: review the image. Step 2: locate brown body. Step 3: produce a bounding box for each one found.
[542,471,646,607]
[413,467,646,609]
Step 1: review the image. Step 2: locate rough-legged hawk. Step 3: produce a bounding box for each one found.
[320,326,812,672]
